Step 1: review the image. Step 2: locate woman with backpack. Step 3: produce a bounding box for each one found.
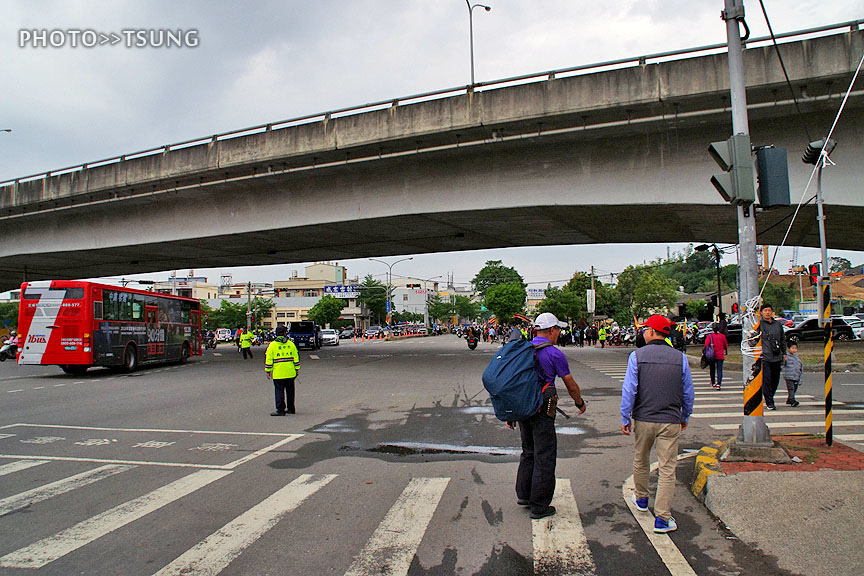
[705,323,728,389]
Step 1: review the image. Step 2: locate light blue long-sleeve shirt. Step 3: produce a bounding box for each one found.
[620,349,695,426]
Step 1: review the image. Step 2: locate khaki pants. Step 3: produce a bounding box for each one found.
[632,420,681,521]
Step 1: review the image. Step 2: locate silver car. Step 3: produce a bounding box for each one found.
[320,329,340,346]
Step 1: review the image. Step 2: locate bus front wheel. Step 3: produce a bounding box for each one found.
[180,342,190,364]
[122,345,138,373]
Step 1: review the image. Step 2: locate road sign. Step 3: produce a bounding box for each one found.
[586,289,595,313]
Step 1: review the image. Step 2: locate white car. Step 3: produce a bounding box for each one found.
[320,329,339,346]
[846,319,864,340]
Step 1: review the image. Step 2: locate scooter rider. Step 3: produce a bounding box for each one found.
[0,330,19,361]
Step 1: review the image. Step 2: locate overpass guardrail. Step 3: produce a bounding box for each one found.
[1,19,861,188]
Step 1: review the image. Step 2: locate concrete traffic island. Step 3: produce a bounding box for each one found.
[692,434,864,576]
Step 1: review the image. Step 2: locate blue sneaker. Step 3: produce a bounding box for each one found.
[631,493,648,511]
[654,516,678,533]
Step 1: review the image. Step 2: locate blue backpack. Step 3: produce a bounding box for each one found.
[482,340,552,422]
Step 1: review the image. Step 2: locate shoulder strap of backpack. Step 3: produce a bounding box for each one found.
[533,341,554,350]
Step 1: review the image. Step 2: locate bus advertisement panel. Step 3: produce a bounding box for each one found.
[17,280,201,374]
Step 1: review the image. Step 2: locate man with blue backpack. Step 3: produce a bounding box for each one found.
[484,312,587,520]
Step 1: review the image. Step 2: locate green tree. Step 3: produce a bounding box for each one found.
[684,299,708,320]
[251,298,274,328]
[632,272,678,318]
[537,285,585,321]
[307,295,346,327]
[427,295,454,322]
[830,257,852,273]
[484,282,526,323]
[0,302,19,330]
[357,275,387,325]
[761,282,796,312]
[453,295,482,321]
[207,300,248,329]
[471,260,525,298]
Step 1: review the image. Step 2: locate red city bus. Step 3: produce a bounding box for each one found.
[17,280,202,374]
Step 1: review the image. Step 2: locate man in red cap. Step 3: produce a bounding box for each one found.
[620,314,694,534]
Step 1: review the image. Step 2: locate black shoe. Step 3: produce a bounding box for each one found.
[791,400,800,407]
[530,505,556,519]
[786,399,793,405]
[517,499,530,507]
[270,411,286,416]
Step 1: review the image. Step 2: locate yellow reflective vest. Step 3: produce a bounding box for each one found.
[265,338,300,379]
[240,331,255,349]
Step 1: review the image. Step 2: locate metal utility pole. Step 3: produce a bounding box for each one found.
[465,1,491,86]
[246,281,252,331]
[722,0,770,445]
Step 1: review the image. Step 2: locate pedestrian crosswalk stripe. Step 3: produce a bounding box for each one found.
[692,409,864,419]
[0,464,134,517]
[836,434,864,441]
[0,469,231,569]
[711,420,864,431]
[343,477,450,576]
[153,473,337,576]
[694,401,841,409]
[533,478,596,575]
[0,459,49,477]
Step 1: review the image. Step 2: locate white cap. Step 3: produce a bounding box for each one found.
[534,312,567,330]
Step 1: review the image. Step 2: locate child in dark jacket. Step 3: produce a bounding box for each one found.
[782,342,804,407]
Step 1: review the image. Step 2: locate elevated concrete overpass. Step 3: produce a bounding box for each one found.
[1,25,863,292]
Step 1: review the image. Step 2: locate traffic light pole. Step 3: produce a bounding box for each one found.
[723,0,771,445]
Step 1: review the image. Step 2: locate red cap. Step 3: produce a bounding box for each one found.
[644,314,672,335]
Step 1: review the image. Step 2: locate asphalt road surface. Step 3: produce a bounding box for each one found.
[1,335,862,575]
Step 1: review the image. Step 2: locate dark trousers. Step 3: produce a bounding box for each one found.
[709,359,725,386]
[785,379,800,402]
[516,412,557,514]
[242,347,253,359]
[762,359,783,408]
[274,377,296,413]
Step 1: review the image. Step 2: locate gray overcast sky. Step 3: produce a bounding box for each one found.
[2,1,862,291]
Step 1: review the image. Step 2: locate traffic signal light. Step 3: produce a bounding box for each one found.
[709,134,755,205]
[755,147,790,208]
[809,263,820,286]
[731,303,739,313]
[802,138,836,165]
[406,284,421,289]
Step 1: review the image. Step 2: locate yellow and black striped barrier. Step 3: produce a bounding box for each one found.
[744,317,764,418]
[823,282,833,447]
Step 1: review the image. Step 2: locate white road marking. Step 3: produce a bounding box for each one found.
[0,469,231,569]
[694,401,839,409]
[623,453,698,576]
[152,473,336,576]
[533,478,596,575]
[9,423,299,436]
[712,420,864,430]
[212,352,222,357]
[7,389,23,393]
[344,477,450,576]
[0,464,133,517]
[692,409,864,418]
[53,383,67,387]
[840,383,864,386]
[32,386,45,390]
[0,459,48,477]
[223,435,302,469]
[836,433,864,441]
[309,354,320,359]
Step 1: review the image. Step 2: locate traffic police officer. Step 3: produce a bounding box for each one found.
[239,329,255,359]
[265,325,300,415]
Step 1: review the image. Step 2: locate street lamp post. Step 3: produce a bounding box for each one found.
[369,257,413,326]
[696,243,723,318]
[465,1,491,86]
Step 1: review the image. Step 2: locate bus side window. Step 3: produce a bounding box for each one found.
[94,301,103,320]
[132,301,143,321]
